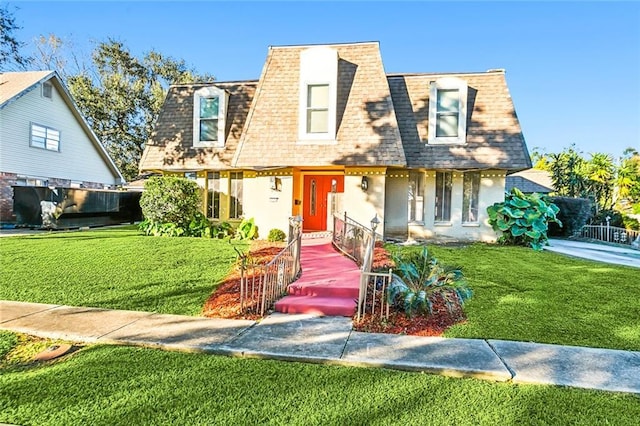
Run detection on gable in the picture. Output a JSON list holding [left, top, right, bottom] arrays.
[[139, 81, 257, 172], [0, 71, 124, 184], [233, 42, 406, 168], [389, 71, 531, 171]]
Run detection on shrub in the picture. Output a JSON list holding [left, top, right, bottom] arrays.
[[139, 176, 201, 231], [213, 221, 234, 239], [386, 246, 472, 317], [267, 228, 287, 242], [487, 188, 561, 251], [548, 197, 591, 237]]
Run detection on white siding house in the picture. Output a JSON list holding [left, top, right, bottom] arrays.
[[0, 71, 124, 224]]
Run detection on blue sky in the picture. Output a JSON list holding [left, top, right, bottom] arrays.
[[9, 1, 640, 160]]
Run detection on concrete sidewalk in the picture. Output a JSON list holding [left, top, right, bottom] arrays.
[[545, 239, 639, 268], [2, 300, 638, 395]]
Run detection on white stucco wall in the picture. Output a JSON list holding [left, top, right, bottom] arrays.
[[243, 175, 293, 238], [384, 174, 409, 239], [342, 174, 386, 234]]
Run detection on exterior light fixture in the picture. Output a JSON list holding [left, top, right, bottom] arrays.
[[361, 176, 369, 191]]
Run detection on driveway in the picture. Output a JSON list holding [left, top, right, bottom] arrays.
[[545, 239, 640, 268]]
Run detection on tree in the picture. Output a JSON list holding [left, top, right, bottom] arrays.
[[0, 4, 32, 70], [65, 39, 213, 180], [548, 144, 587, 198]]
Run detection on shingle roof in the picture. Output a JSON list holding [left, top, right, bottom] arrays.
[[142, 42, 531, 173], [139, 81, 257, 172], [506, 169, 554, 193], [388, 71, 531, 170], [0, 71, 53, 107], [233, 42, 406, 168]]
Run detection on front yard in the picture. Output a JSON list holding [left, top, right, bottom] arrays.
[[1, 227, 638, 351]]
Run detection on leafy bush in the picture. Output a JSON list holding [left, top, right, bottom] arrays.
[[548, 196, 591, 237], [386, 247, 472, 317], [268, 228, 287, 242], [213, 221, 234, 239], [139, 176, 201, 234], [235, 218, 258, 240], [487, 188, 561, 251]]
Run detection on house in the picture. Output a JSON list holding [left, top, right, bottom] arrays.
[[0, 71, 125, 226], [506, 169, 554, 194], [139, 42, 531, 241]]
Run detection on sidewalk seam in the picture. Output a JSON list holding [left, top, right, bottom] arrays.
[[96, 312, 156, 340], [485, 339, 516, 380], [0, 304, 62, 324], [338, 327, 354, 359]]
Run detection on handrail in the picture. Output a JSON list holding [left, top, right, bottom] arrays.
[[580, 225, 640, 250]]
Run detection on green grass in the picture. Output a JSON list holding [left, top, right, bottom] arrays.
[[0, 227, 246, 316], [0, 334, 638, 426], [389, 244, 640, 351]]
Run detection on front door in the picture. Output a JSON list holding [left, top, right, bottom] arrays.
[[303, 175, 344, 231]]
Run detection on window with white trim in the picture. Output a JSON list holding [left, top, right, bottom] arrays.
[[428, 78, 468, 144], [30, 123, 60, 152], [42, 82, 53, 99], [463, 172, 481, 223], [207, 172, 221, 219], [193, 86, 227, 147], [298, 46, 338, 142], [408, 172, 424, 223], [230, 172, 243, 219], [306, 84, 329, 133], [435, 171, 452, 222]]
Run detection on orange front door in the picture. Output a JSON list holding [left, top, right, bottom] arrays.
[[303, 175, 344, 231]]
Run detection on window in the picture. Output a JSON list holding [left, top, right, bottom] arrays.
[[306, 84, 329, 133], [30, 123, 60, 151], [193, 86, 227, 147], [298, 46, 338, 142], [408, 172, 424, 223], [230, 172, 243, 219], [435, 172, 452, 222], [463, 172, 481, 223], [428, 78, 468, 144], [207, 172, 220, 219], [184, 172, 197, 180], [199, 97, 219, 142], [42, 82, 53, 99]]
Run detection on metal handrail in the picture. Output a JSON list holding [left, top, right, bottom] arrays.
[[580, 225, 640, 250]]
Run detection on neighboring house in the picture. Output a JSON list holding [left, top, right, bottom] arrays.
[[506, 169, 554, 194], [0, 71, 124, 225], [139, 42, 531, 241]]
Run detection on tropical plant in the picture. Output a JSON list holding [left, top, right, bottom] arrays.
[[487, 188, 561, 251], [212, 222, 234, 239], [267, 228, 287, 242], [386, 247, 472, 317], [235, 218, 258, 240]]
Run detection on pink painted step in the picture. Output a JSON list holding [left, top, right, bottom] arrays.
[[275, 295, 357, 317], [274, 238, 361, 317]]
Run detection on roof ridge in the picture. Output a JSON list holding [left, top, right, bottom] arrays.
[[269, 41, 379, 49], [387, 70, 506, 78]]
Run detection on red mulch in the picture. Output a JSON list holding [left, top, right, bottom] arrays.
[[202, 240, 467, 336]]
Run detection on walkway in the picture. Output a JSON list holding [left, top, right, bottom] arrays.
[[274, 237, 361, 316], [545, 239, 640, 268], [1, 300, 639, 395]]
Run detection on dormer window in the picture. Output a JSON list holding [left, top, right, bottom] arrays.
[[193, 86, 228, 147], [298, 47, 338, 142], [428, 78, 468, 145]]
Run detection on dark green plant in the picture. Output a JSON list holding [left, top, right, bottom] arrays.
[[212, 221, 234, 239], [188, 212, 213, 238], [235, 218, 258, 240], [267, 228, 287, 242], [548, 196, 591, 237], [487, 188, 561, 251], [386, 247, 472, 317]]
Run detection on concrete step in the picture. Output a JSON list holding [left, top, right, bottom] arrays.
[[274, 295, 357, 317]]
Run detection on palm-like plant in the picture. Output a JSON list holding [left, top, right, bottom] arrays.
[[386, 247, 472, 317]]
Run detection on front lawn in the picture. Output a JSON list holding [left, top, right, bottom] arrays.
[[0, 333, 638, 425], [394, 244, 640, 351], [0, 227, 246, 316]]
